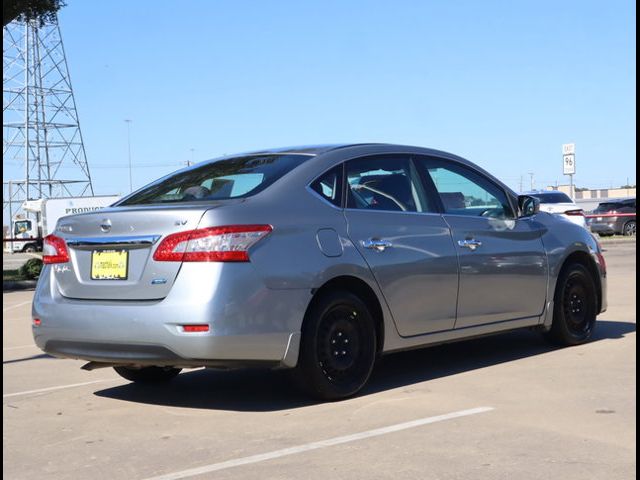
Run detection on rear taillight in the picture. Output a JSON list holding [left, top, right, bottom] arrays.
[[182, 325, 209, 333], [565, 209, 585, 216], [43, 234, 70, 264], [153, 225, 272, 262]]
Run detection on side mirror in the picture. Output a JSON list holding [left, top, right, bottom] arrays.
[[518, 195, 540, 218]]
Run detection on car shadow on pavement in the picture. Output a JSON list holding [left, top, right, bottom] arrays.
[[94, 319, 635, 412], [3, 353, 55, 365]]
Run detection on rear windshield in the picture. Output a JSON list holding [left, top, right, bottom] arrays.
[[119, 154, 311, 205], [531, 192, 572, 204], [594, 203, 623, 212]]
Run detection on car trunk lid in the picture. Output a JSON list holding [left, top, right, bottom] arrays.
[[53, 204, 221, 300], [539, 202, 579, 215]]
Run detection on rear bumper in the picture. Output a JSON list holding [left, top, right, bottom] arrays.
[[589, 222, 618, 235], [32, 263, 309, 368]]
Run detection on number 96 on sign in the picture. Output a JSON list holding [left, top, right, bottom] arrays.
[[563, 154, 576, 175]]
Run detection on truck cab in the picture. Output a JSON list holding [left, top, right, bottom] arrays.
[[10, 217, 40, 253]]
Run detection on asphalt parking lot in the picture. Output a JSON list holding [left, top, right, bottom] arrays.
[[3, 243, 636, 480]]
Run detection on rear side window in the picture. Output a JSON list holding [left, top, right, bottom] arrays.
[[622, 199, 636, 210], [595, 203, 623, 212], [532, 192, 573, 204], [345, 156, 434, 213], [119, 154, 311, 205], [310, 166, 343, 207]]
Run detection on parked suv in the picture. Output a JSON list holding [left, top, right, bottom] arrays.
[[588, 198, 636, 236]]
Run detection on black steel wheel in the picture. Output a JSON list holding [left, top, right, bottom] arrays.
[[293, 290, 376, 400], [544, 263, 597, 346], [113, 366, 182, 383]]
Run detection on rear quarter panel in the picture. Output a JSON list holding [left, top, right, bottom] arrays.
[[194, 169, 402, 341]]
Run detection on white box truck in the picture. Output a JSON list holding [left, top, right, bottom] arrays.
[[6, 195, 121, 253]]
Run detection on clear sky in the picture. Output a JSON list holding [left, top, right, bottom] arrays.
[[21, 0, 640, 195]]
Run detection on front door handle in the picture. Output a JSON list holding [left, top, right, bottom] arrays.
[[458, 239, 483, 251], [362, 238, 393, 252]]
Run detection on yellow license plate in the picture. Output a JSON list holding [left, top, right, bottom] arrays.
[[91, 249, 128, 280]]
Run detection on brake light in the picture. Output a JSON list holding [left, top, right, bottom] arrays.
[[43, 234, 70, 264], [565, 209, 585, 216], [153, 225, 272, 262], [182, 325, 209, 333]]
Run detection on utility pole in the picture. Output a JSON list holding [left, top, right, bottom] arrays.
[[125, 119, 133, 192], [528, 172, 535, 191], [519, 175, 523, 193], [3, 15, 94, 223]]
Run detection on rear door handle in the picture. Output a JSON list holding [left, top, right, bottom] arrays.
[[362, 238, 393, 252], [458, 239, 482, 251]]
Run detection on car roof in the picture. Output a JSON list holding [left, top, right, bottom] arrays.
[[197, 143, 519, 198], [239, 143, 387, 156], [523, 191, 570, 196]]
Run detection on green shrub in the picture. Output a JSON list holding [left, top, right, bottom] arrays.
[[18, 258, 43, 279]]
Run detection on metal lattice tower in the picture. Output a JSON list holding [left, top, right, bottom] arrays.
[[3, 14, 94, 224]]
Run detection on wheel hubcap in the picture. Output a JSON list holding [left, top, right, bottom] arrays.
[[563, 279, 590, 334], [317, 307, 362, 382]]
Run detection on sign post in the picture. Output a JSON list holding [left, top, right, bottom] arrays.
[[562, 143, 576, 199]]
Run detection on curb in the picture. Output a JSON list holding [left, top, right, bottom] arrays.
[[3, 279, 38, 291], [597, 237, 636, 246]]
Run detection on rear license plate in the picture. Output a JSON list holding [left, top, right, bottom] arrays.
[[91, 249, 128, 280], [596, 217, 603, 221]]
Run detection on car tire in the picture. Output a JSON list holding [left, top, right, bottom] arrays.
[[544, 263, 597, 346], [23, 244, 37, 253], [113, 366, 182, 383], [623, 220, 636, 236], [293, 290, 377, 400]]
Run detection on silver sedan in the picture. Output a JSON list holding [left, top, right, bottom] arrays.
[[32, 144, 607, 399]]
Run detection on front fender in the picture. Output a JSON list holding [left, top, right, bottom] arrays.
[[536, 214, 606, 328]]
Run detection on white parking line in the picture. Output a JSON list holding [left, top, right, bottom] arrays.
[[142, 406, 495, 480], [3, 379, 119, 398], [2, 300, 32, 312]]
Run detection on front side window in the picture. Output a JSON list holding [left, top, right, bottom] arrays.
[[346, 156, 433, 213], [119, 154, 311, 205], [417, 159, 514, 219], [14, 220, 32, 235]]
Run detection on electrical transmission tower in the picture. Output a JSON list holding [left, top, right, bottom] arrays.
[[3, 14, 94, 224]]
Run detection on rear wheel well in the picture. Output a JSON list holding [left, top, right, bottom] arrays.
[[308, 276, 385, 354], [21, 243, 38, 252], [558, 251, 602, 312]]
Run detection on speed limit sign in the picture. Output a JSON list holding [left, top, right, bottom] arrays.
[[563, 154, 576, 174]]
